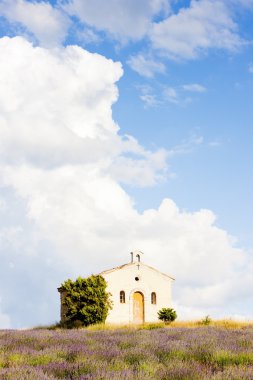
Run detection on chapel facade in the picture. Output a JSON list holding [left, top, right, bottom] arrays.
[[101, 251, 174, 324]]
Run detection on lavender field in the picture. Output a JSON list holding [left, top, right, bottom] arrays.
[[0, 326, 253, 379]]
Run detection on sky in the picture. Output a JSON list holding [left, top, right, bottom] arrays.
[[0, 0, 252, 328]]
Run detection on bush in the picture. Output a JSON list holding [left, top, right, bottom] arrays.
[[198, 315, 212, 326], [157, 308, 177, 324], [60, 275, 112, 328]]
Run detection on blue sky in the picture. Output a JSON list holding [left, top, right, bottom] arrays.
[[0, 0, 253, 328]]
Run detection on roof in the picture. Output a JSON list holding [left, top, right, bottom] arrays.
[[99, 262, 175, 281]]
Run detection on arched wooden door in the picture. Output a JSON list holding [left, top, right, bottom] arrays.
[[133, 292, 144, 324]]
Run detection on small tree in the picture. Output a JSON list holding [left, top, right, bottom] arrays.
[[158, 308, 177, 324], [60, 275, 112, 328]]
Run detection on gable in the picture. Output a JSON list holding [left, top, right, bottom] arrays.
[[100, 262, 174, 281], [99, 262, 174, 298]]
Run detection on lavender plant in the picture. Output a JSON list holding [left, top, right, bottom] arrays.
[[0, 326, 252, 379]]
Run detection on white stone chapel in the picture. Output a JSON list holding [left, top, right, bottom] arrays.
[[100, 251, 174, 324], [59, 251, 174, 324]]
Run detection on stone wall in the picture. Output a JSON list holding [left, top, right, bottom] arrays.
[[58, 288, 68, 323]]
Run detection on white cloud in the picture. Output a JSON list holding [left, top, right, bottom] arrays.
[[169, 135, 204, 156], [0, 36, 121, 165], [139, 83, 206, 108], [140, 94, 160, 108], [150, 0, 245, 60], [163, 86, 179, 104], [127, 54, 166, 77], [64, 0, 169, 41], [110, 147, 168, 187], [0, 36, 252, 327], [75, 27, 101, 45], [182, 83, 207, 93], [0, 37, 167, 183], [0, 0, 70, 47], [138, 85, 161, 108]]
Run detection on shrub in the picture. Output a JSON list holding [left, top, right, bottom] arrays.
[[157, 308, 177, 324], [60, 275, 112, 328], [198, 315, 212, 326]]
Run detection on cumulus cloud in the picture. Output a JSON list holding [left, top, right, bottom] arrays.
[[0, 0, 248, 65], [0, 0, 248, 79], [0, 36, 252, 327], [0, 0, 70, 46], [110, 148, 168, 187], [0, 36, 121, 163], [64, 0, 169, 41], [150, 0, 245, 60], [0, 36, 167, 183]]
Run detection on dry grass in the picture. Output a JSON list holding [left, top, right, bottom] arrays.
[[86, 322, 165, 331], [170, 319, 253, 329], [85, 319, 253, 331]]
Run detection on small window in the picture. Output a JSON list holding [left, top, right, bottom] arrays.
[[151, 292, 156, 305], [120, 290, 125, 303], [135, 276, 140, 281]]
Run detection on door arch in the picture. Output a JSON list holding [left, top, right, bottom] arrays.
[[133, 291, 144, 324]]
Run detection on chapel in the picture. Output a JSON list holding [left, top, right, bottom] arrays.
[[59, 251, 174, 324]]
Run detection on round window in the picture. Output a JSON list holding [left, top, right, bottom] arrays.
[[135, 276, 140, 281]]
